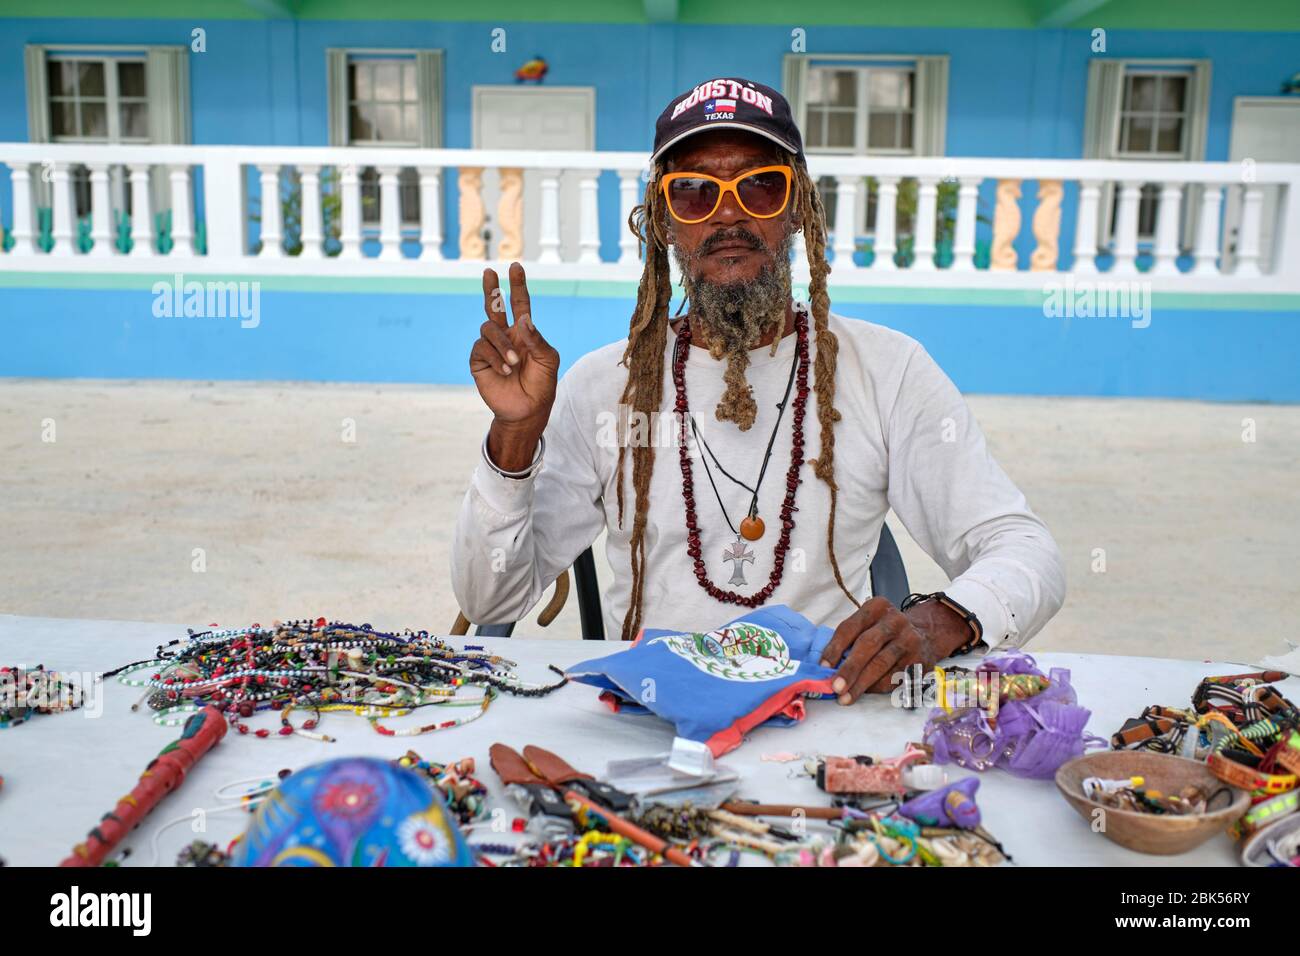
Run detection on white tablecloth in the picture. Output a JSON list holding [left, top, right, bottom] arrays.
[[2, 614, 1291, 867]]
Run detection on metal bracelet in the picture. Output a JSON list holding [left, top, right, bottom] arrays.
[[481, 433, 545, 479]]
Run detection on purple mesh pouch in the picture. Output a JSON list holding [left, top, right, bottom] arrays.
[[923, 651, 1103, 779]]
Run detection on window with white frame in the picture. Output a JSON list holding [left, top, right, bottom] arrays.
[[804, 65, 916, 155], [47, 56, 150, 143], [1116, 71, 1189, 158], [785, 54, 948, 244], [1084, 59, 1210, 248], [327, 49, 444, 230], [1117, 68, 1192, 237], [347, 58, 420, 146], [26, 46, 188, 229], [45, 55, 150, 220], [349, 57, 419, 225]]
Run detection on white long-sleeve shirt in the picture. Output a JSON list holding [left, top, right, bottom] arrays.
[[452, 303, 1065, 648]]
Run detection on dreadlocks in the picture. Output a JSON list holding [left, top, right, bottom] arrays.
[[614, 154, 860, 641]]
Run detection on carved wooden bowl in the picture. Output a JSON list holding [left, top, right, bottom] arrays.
[[1055, 751, 1251, 855]]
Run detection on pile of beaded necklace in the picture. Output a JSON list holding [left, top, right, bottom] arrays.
[[109, 618, 566, 740], [673, 305, 810, 607]]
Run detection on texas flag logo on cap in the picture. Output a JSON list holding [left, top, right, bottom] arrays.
[[703, 97, 737, 119]]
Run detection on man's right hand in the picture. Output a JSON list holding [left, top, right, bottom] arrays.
[[471, 262, 560, 472]]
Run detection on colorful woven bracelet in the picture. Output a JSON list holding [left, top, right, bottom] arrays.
[[1230, 788, 1300, 840], [1208, 752, 1298, 796]]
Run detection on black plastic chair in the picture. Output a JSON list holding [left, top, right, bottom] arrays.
[[467, 523, 908, 640]]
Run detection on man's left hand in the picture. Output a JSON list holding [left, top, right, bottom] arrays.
[[819, 596, 976, 703]]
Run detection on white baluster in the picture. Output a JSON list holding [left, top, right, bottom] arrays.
[[298, 164, 323, 259], [1234, 184, 1264, 278], [49, 162, 76, 257], [128, 164, 154, 258], [168, 165, 194, 257], [873, 176, 898, 271], [87, 163, 114, 257], [1191, 184, 1223, 276], [257, 164, 283, 258], [201, 155, 243, 259], [831, 175, 861, 270], [338, 163, 361, 259], [913, 176, 939, 272], [950, 176, 980, 272], [1150, 182, 1184, 276], [9, 164, 36, 256], [418, 166, 443, 261], [577, 170, 601, 265], [617, 168, 641, 267], [1111, 180, 1141, 275], [377, 165, 402, 260], [1071, 179, 1101, 274], [537, 168, 562, 264]]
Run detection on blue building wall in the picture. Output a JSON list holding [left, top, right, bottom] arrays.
[[1, 18, 1298, 398], [5, 20, 1296, 153], [2, 278, 1297, 401]]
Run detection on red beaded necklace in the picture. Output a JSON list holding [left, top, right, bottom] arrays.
[[672, 306, 810, 607]]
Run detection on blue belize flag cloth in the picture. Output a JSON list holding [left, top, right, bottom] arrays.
[[565, 605, 838, 757]]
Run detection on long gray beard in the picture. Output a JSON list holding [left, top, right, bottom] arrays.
[[675, 233, 794, 431]]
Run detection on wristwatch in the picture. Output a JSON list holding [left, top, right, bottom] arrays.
[[900, 591, 984, 657]]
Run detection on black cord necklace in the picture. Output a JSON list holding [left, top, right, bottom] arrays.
[[684, 309, 803, 543]]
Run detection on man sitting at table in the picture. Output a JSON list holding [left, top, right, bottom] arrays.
[[451, 77, 1065, 702]]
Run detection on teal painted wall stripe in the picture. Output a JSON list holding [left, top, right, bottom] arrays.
[[1, 271, 1297, 312]]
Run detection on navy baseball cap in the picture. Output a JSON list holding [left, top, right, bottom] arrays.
[[651, 77, 804, 165]]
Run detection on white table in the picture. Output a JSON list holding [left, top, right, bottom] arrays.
[[2, 614, 1292, 867]]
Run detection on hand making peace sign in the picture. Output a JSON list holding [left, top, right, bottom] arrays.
[[471, 263, 561, 472]]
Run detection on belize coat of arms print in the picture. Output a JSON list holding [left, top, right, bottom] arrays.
[[647, 622, 797, 682]]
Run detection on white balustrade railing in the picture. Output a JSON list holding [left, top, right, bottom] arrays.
[[0, 143, 1297, 291]]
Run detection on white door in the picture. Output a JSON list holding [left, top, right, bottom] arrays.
[[472, 86, 595, 260], [1224, 97, 1300, 273]]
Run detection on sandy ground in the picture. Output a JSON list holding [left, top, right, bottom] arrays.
[[1, 378, 1296, 663]]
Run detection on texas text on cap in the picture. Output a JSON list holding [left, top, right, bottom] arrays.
[[651, 77, 805, 164]]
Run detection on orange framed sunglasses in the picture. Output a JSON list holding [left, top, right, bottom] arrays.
[[660, 164, 793, 224]]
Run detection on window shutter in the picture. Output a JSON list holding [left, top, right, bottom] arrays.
[[23, 45, 51, 207], [1183, 61, 1212, 161], [782, 54, 808, 133], [145, 47, 191, 144], [416, 50, 444, 148], [326, 49, 349, 146], [24, 45, 50, 143], [1083, 60, 1125, 160], [1084, 59, 1125, 249], [914, 55, 949, 156], [1181, 60, 1212, 249], [143, 47, 191, 229]]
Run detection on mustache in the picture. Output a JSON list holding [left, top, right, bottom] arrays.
[[697, 227, 766, 257]]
